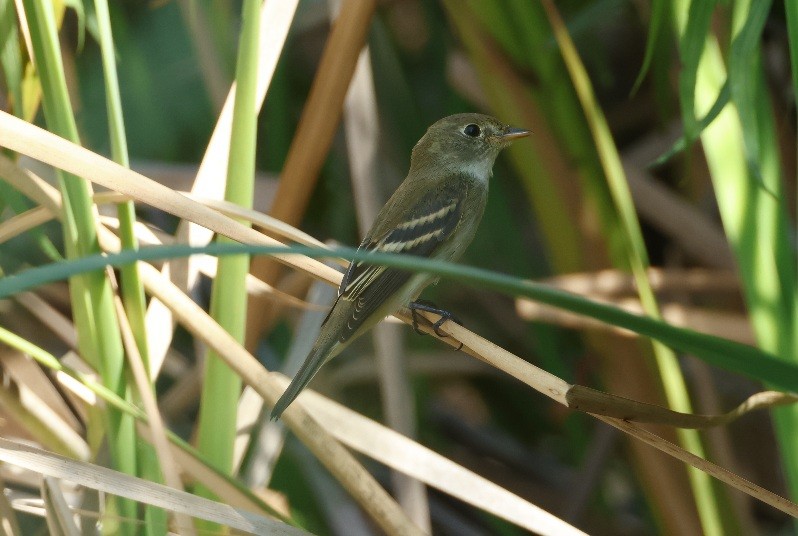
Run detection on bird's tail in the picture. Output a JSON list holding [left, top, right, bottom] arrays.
[[270, 339, 337, 420]]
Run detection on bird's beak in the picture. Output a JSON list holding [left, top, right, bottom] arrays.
[[499, 127, 531, 141]]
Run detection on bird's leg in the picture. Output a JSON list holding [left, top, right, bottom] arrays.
[[408, 300, 464, 351]]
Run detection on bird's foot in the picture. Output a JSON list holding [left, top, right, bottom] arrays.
[[408, 300, 464, 351]]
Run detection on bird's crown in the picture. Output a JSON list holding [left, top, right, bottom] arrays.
[[410, 113, 529, 178]]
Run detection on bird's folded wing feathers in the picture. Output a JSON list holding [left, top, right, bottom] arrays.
[[333, 183, 467, 342]]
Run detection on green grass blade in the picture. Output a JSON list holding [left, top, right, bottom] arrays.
[[631, 0, 668, 94], [194, 0, 261, 515], [652, 79, 729, 167], [17, 1, 136, 532], [0, 0, 23, 117], [542, 2, 725, 531], [673, 0, 798, 517], [727, 0, 798, 509], [3, 243, 798, 392], [93, 1, 165, 532], [728, 0, 771, 178], [678, 0, 717, 146]]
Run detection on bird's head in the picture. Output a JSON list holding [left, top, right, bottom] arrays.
[[409, 113, 530, 180]]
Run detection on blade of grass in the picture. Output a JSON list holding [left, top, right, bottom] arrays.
[[651, 80, 730, 166], [540, 2, 725, 532], [16, 1, 136, 532], [674, 0, 798, 510], [91, 2, 167, 532], [678, 0, 717, 149], [0, 438, 309, 535], [194, 0, 260, 514], [727, 0, 798, 508], [93, 0, 146, 356], [631, 0, 668, 94], [111, 284, 196, 535], [146, 0, 298, 378], [0, 0, 23, 117], [4, 242, 798, 391]]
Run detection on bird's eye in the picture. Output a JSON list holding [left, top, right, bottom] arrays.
[[463, 124, 481, 137]]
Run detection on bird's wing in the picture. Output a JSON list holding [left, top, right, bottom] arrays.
[[333, 181, 467, 343]]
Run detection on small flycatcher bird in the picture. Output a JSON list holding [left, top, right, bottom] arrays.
[[270, 113, 529, 419]]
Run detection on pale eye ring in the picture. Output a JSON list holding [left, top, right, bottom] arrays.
[[463, 124, 481, 137]]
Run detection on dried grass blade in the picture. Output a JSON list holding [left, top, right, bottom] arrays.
[[41, 477, 79, 536], [0, 439, 309, 535], [0, 111, 342, 286], [294, 384, 587, 536]]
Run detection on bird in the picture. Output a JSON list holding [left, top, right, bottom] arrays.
[[270, 113, 530, 419]]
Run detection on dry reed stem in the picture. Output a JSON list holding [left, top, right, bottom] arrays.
[[413, 314, 797, 429], [0, 207, 52, 243], [411, 312, 798, 517], [0, 114, 341, 285]]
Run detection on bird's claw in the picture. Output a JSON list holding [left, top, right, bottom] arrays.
[[409, 300, 464, 351]]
